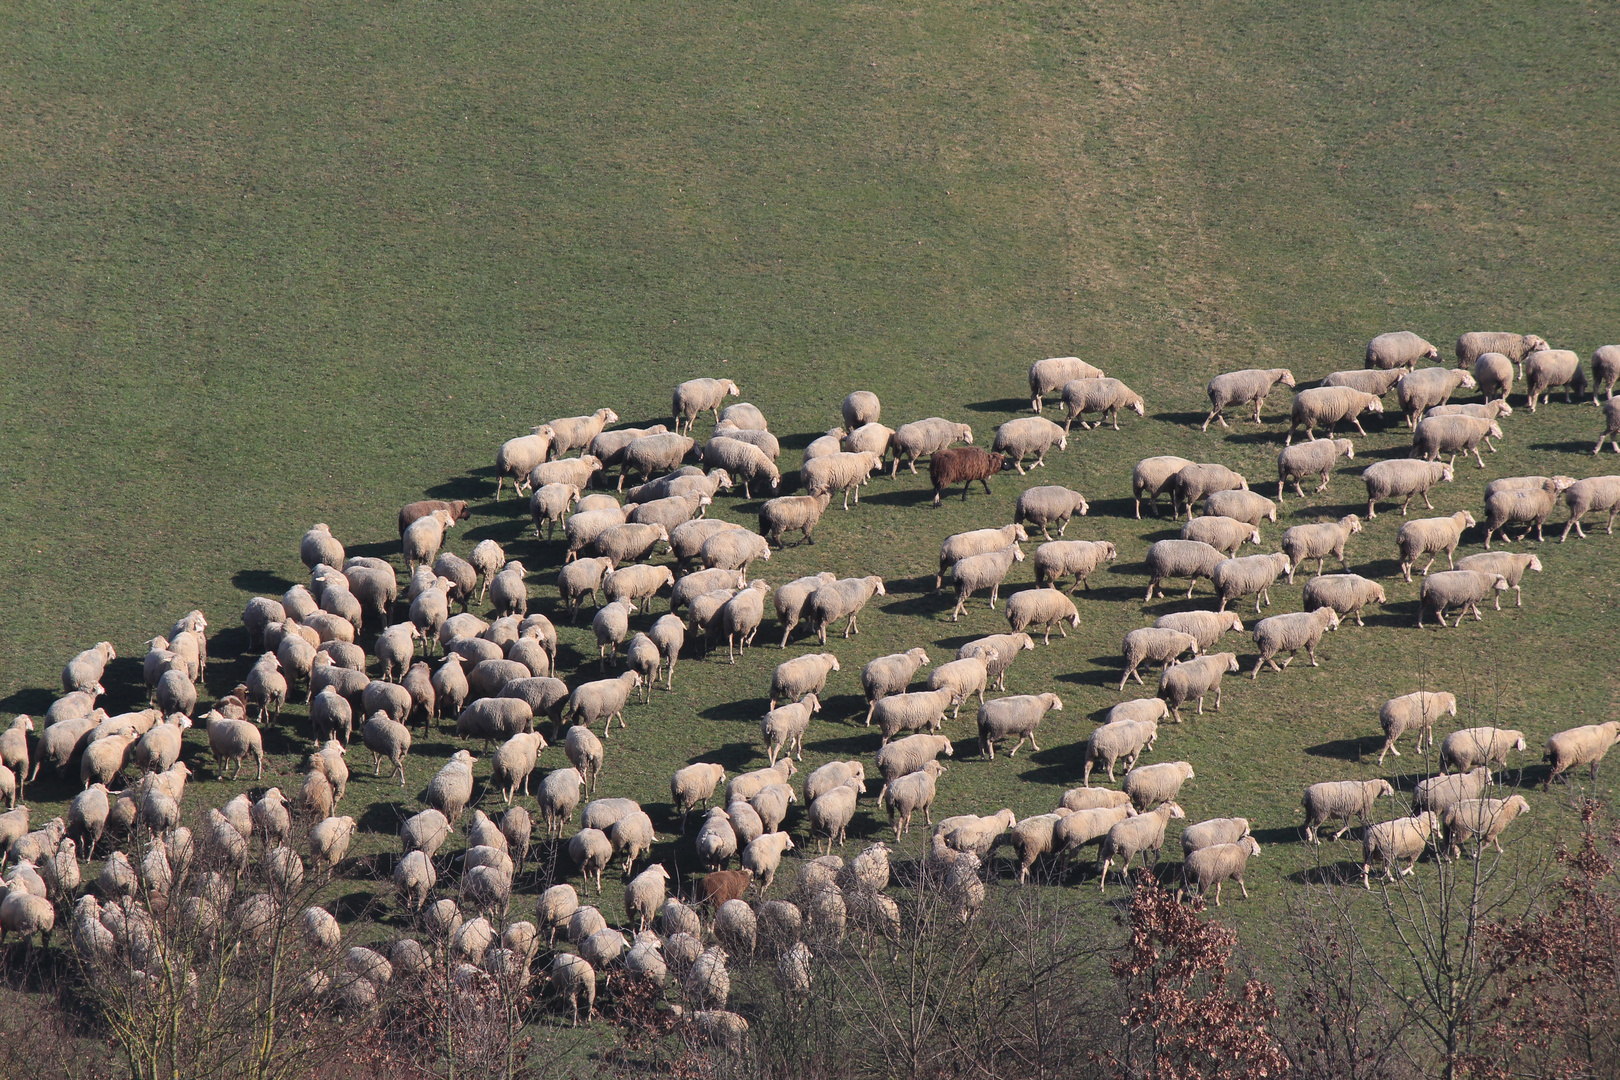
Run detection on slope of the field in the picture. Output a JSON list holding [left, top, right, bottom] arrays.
[[2, 0, 1618, 957]]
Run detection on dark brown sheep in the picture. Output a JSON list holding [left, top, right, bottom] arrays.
[[399, 500, 471, 537], [929, 448, 1007, 507], [697, 869, 754, 907]]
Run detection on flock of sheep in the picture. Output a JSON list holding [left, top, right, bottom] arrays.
[[2, 332, 1619, 1036]]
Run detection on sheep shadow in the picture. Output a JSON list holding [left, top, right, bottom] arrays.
[[861, 486, 943, 510], [1084, 583, 1151, 606], [964, 398, 1028, 414], [698, 698, 767, 723], [1250, 826, 1302, 846], [1287, 860, 1364, 886], [345, 539, 403, 562], [425, 473, 493, 500], [803, 731, 878, 757], [0, 685, 54, 717], [1304, 735, 1383, 762], [1150, 410, 1205, 428], [357, 799, 411, 836], [1017, 743, 1087, 785], [1531, 439, 1596, 453], [1361, 443, 1420, 462], [232, 568, 297, 595], [879, 574, 941, 599], [1220, 429, 1285, 446], [878, 594, 948, 622]]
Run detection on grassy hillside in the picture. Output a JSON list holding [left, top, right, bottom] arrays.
[[2, 0, 1618, 969]]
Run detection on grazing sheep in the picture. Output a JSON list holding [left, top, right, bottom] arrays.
[[1523, 349, 1588, 411], [1212, 552, 1292, 614], [1322, 367, 1408, 399], [1060, 377, 1145, 432], [1282, 516, 1362, 580], [1054, 804, 1137, 871], [1440, 727, 1527, 774], [1169, 463, 1249, 519], [804, 576, 885, 643], [805, 784, 859, 853], [1098, 802, 1185, 890], [1250, 608, 1339, 677], [976, 692, 1062, 758], [697, 437, 779, 499], [1132, 455, 1195, 519], [1544, 721, 1620, 787], [881, 761, 948, 839], [694, 808, 738, 870], [1444, 795, 1530, 857], [1119, 628, 1200, 690], [1455, 551, 1542, 607], [1143, 539, 1227, 600], [1366, 331, 1440, 371], [1419, 570, 1509, 628], [761, 695, 820, 765], [1084, 720, 1158, 786], [1277, 438, 1356, 499], [591, 425, 670, 480], [699, 530, 772, 579], [726, 762, 798, 808], [993, 416, 1068, 474], [1398, 511, 1476, 581], [673, 378, 741, 435], [740, 832, 796, 891], [400, 810, 450, 861], [402, 509, 458, 576], [1397, 367, 1478, 428], [622, 865, 670, 933], [1152, 614, 1241, 657], [715, 422, 780, 462], [1426, 401, 1514, 428], [619, 434, 699, 490], [1032, 540, 1116, 595], [1414, 767, 1492, 815], [424, 750, 476, 824], [594, 523, 671, 568], [1203, 368, 1297, 430], [1584, 344, 1620, 402], [1181, 516, 1261, 558], [589, 598, 636, 672], [1301, 778, 1394, 843], [841, 390, 881, 428], [492, 732, 544, 805], [947, 544, 1024, 619], [1559, 475, 1620, 539], [399, 500, 470, 539], [1014, 486, 1090, 540], [1287, 386, 1386, 444], [1006, 812, 1073, 884], [1179, 837, 1262, 906], [928, 446, 1006, 506], [758, 493, 833, 548], [671, 522, 743, 573], [873, 688, 959, 744], [669, 763, 727, 833], [1029, 356, 1104, 412], [1361, 812, 1442, 887], [545, 409, 619, 459], [528, 455, 605, 494], [623, 633, 660, 702], [718, 402, 767, 431], [627, 491, 709, 537], [1483, 478, 1568, 547], [301, 523, 346, 573], [1599, 400, 1620, 454], [1375, 691, 1456, 763], [1157, 652, 1242, 724], [802, 451, 882, 510], [887, 418, 973, 476], [1412, 415, 1502, 469]]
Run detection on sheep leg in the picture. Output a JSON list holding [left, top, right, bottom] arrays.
[[1352, 418, 1369, 437], [1306, 643, 1319, 666], [1196, 694, 1205, 716]]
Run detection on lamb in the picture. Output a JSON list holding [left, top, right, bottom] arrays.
[[758, 493, 833, 548], [1439, 728, 1527, 773], [976, 692, 1062, 758], [1060, 377, 1145, 432], [1180, 516, 1261, 558], [1143, 539, 1227, 600], [1250, 608, 1339, 677], [558, 557, 617, 621], [1411, 415, 1502, 469], [495, 427, 556, 501], [1170, 463, 1249, 519], [875, 735, 954, 800], [1007, 489, 1090, 547], [698, 437, 780, 498], [1559, 475, 1620, 539], [540, 767, 586, 836], [1397, 367, 1478, 428], [528, 455, 605, 493], [206, 711, 265, 780], [1178, 836, 1262, 906], [873, 688, 959, 743], [1032, 540, 1115, 595], [1119, 628, 1200, 690], [566, 672, 642, 736], [804, 576, 885, 643], [1413, 767, 1493, 815], [1366, 331, 1441, 370], [1419, 570, 1509, 628], [1029, 356, 1104, 412], [993, 416, 1068, 474], [1523, 349, 1589, 410], [761, 695, 820, 764], [1359, 463, 1451, 525], [841, 390, 882, 428], [1361, 812, 1442, 887], [402, 509, 458, 575], [1286, 387, 1385, 444], [1543, 721, 1620, 787], [1276, 439, 1356, 499], [1302, 574, 1387, 627], [775, 573, 838, 649], [802, 451, 881, 510], [1444, 795, 1531, 857], [698, 530, 772, 579], [1211, 551, 1292, 613], [362, 713, 412, 786], [929, 447, 1006, 506], [947, 544, 1025, 619], [740, 832, 796, 891], [1322, 367, 1408, 398], [1375, 691, 1456, 763], [887, 418, 973, 476], [1097, 802, 1185, 890], [1132, 455, 1195, 518], [1301, 779, 1394, 843], [768, 653, 841, 711], [1084, 720, 1158, 786], [1455, 551, 1542, 607], [63, 643, 116, 695], [880, 761, 948, 838], [648, 615, 686, 691], [1482, 479, 1567, 546], [1282, 516, 1362, 580], [926, 653, 994, 718], [1203, 368, 1297, 430], [673, 378, 741, 435], [1600, 399, 1620, 454], [1397, 511, 1476, 580], [1146, 652, 1234, 720]]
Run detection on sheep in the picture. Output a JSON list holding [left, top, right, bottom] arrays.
[[1250, 608, 1339, 677], [670, 567, 745, 617], [1169, 463, 1249, 519], [422, 750, 477, 824], [773, 573, 838, 650], [361, 713, 412, 787], [927, 446, 1006, 506], [1212, 551, 1292, 613], [840, 390, 882, 429], [544, 408, 619, 459], [1060, 377, 1145, 432], [1559, 475, 1620, 539], [1132, 455, 1195, 519], [749, 784, 796, 836], [726, 761, 799, 806], [1374, 691, 1457, 764], [430, 654, 470, 725], [566, 672, 642, 737], [1276, 438, 1356, 500], [539, 766, 587, 837], [875, 735, 954, 799], [63, 642, 117, 695], [1029, 356, 1104, 411], [1014, 486, 1089, 541], [1, 716, 34, 783], [1523, 349, 1589, 411], [1367, 331, 1440, 370], [1444, 795, 1531, 857], [1439, 727, 1527, 774], [618, 863, 670, 932], [1418, 570, 1509, 628], [696, 808, 738, 870], [592, 425, 671, 480], [1152, 613, 1241, 655], [0, 767, 13, 812], [242, 599, 288, 653], [1032, 540, 1116, 595], [1282, 516, 1362, 580], [623, 633, 661, 702], [1323, 367, 1408, 398], [593, 523, 670, 569], [1180, 516, 1261, 558], [617, 433, 699, 490], [1097, 802, 1185, 890], [1084, 720, 1158, 786], [699, 530, 772, 579], [940, 808, 1018, 861], [803, 428, 846, 470], [804, 576, 885, 643], [1414, 767, 1492, 814], [1454, 552, 1542, 607], [976, 692, 1062, 759], [492, 732, 545, 805], [673, 378, 741, 435], [841, 422, 895, 465], [715, 422, 780, 461], [758, 493, 833, 549], [401, 509, 458, 576], [1543, 721, 1620, 787], [740, 832, 795, 891], [0, 883, 55, 945], [1397, 367, 1477, 428], [1054, 804, 1137, 872], [1154, 652, 1237, 721], [1178, 836, 1262, 906], [558, 557, 617, 621], [669, 763, 727, 833], [769, 653, 841, 710], [1143, 539, 1227, 600], [563, 508, 629, 563], [629, 467, 733, 506], [698, 437, 780, 498], [1120, 760, 1194, 810], [671, 522, 743, 573], [720, 580, 771, 663], [993, 416, 1068, 474], [1297, 574, 1384, 629], [494, 427, 556, 501], [1411, 415, 1502, 469], [1286, 388, 1384, 444], [887, 418, 973, 476], [947, 544, 1025, 619], [716, 402, 766, 431], [588, 597, 636, 672], [1301, 778, 1394, 843], [880, 761, 948, 838], [455, 696, 532, 747], [1426, 400, 1515, 426], [1119, 628, 1200, 690], [1584, 344, 1620, 402], [958, 633, 1032, 692], [1178, 817, 1251, 858], [528, 455, 605, 494], [802, 450, 881, 510], [804, 761, 866, 803], [1360, 812, 1442, 887], [566, 829, 613, 895], [1483, 478, 1567, 546], [648, 615, 685, 691], [873, 688, 959, 744], [627, 491, 709, 538], [408, 584, 452, 646], [926, 653, 993, 718], [936, 524, 1028, 589], [205, 711, 265, 780], [1203, 368, 1297, 430], [761, 695, 819, 765], [1006, 812, 1074, 884], [1599, 399, 1620, 454], [1457, 331, 1550, 374], [1397, 511, 1476, 580]]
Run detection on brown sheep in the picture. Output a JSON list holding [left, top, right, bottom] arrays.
[[929, 448, 1006, 507]]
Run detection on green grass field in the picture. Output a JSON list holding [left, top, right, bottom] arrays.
[[3, 0, 1619, 977]]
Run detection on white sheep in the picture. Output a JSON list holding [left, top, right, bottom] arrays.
[[761, 694, 820, 764], [1366, 331, 1440, 370], [880, 761, 947, 838], [699, 530, 772, 579], [1119, 628, 1201, 690], [1029, 356, 1104, 411], [1169, 463, 1249, 519], [1152, 610, 1243, 651], [758, 493, 833, 548], [1132, 455, 1194, 518], [841, 390, 882, 428], [1426, 400, 1513, 426], [804, 576, 885, 643], [769, 652, 840, 710], [1362, 458, 1454, 518], [1143, 539, 1227, 600], [594, 522, 671, 567], [1060, 377, 1144, 432], [1599, 399, 1620, 454], [619, 435, 700, 491], [1203, 368, 1296, 430], [873, 688, 959, 743], [947, 544, 1025, 619], [1397, 367, 1477, 427], [1276, 438, 1355, 499], [1361, 812, 1442, 887], [696, 808, 737, 869], [1054, 804, 1136, 870], [1097, 802, 1185, 890], [1250, 608, 1339, 677], [1456, 332, 1550, 375], [1454, 551, 1542, 607], [861, 647, 930, 724], [1014, 485, 1090, 540], [991, 416, 1068, 474], [1084, 719, 1158, 785], [546, 408, 619, 458], [566, 671, 642, 736], [1375, 691, 1456, 763], [976, 692, 1062, 758], [1439, 727, 1527, 773], [1397, 510, 1475, 580], [1558, 475, 1620, 539], [1301, 779, 1394, 843], [1524, 349, 1588, 410], [1591, 344, 1620, 402], [803, 427, 846, 468], [1286, 387, 1384, 444], [936, 523, 1028, 589], [1418, 570, 1509, 628], [1032, 540, 1116, 594], [1322, 367, 1407, 398], [807, 784, 861, 853], [887, 418, 973, 476], [925, 653, 994, 719], [698, 437, 780, 498], [740, 832, 795, 891], [1281, 515, 1361, 580], [1482, 478, 1569, 547], [804, 761, 867, 804], [1302, 573, 1386, 627], [1544, 721, 1620, 787], [1180, 817, 1251, 856], [1007, 812, 1074, 884], [801, 450, 882, 509], [875, 734, 953, 800], [1212, 551, 1292, 613], [1443, 795, 1530, 858], [1414, 767, 1492, 815], [841, 422, 895, 465], [1411, 415, 1501, 469], [1178, 837, 1262, 906], [673, 378, 741, 435]]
